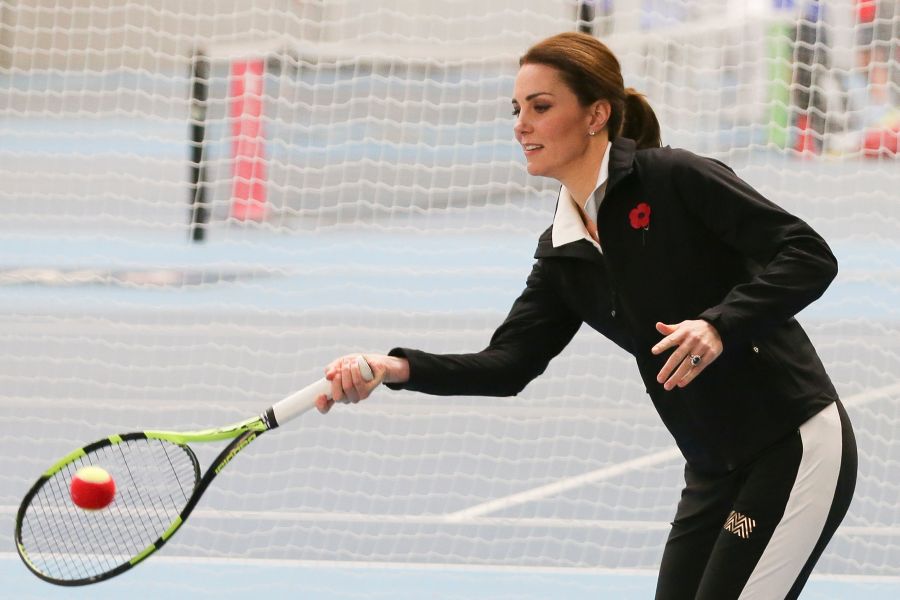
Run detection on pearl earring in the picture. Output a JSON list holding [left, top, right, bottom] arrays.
[[588, 130, 596, 136]]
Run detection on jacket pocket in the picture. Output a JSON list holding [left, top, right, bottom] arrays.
[[749, 337, 805, 399]]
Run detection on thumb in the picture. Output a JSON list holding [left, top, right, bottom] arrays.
[[656, 322, 678, 335]]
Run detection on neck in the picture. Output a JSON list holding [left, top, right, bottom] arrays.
[[559, 133, 609, 208]]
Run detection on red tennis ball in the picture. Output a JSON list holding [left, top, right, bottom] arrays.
[[70, 466, 116, 510]]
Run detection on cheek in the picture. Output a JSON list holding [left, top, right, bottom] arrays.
[[547, 128, 588, 167], [543, 116, 585, 149], [525, 114, 588, 174]]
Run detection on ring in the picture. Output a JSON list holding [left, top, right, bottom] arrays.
[[689, 354, 702, 367]]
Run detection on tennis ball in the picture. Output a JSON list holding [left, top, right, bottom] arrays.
[[70, 466, 116, 510]]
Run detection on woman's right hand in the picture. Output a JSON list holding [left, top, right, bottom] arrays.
[[315, 353, 410, 414]]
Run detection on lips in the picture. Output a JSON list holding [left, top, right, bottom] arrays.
[[522, 143, 544, 154]]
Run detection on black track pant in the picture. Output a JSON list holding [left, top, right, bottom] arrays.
[[655, 400, 857, 600]]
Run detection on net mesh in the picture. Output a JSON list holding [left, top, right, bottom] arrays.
[[1, 0, 899, 581]]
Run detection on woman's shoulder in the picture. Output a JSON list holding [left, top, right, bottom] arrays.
[[633, 144, 733, 176], [634, 144, 700, 164]]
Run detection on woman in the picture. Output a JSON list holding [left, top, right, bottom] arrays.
[[316, 32, 857, 600]]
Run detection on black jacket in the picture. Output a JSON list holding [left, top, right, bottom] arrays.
[[389, 138, 839, 474]]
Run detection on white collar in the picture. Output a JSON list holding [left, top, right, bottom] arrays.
[[551, 141, 611, 249]]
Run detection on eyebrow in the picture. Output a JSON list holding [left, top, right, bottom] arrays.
[[511, 92, 554, 104]]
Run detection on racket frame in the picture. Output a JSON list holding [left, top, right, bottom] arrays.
[[15, 420, 264, 586]]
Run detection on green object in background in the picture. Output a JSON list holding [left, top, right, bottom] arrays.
[[767, 20, 793, 148]]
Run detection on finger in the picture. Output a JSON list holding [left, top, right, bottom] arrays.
[[677, 349, 721, 388], [657, 347, 692, 385], [665, 345, 714, 387], [315, 394, 334, 414], [677, 363, 703, 388], [348, 356, 364, 403], [330, 366, 345, 404], [655, 321, 677, 335], [339, 359, 356, 403], [657, 348, 684, 384], [651, 322, 681, 355], [325, 360, 340, 379], [663, 356, 695, 391]]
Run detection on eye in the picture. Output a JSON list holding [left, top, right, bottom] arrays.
[[534, 104, 550, 113], [511, 106, 520, 117]]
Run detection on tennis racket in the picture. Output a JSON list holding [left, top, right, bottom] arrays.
[[15, 355, 373, 586]]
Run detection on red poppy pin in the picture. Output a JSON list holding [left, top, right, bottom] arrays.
[[629, 202, 651, 230], [629, 202, 651, 245]]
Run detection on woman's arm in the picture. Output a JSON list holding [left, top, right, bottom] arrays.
[[318, 258, 582, 411], [671, 150, 838, 348], [388, 258, 582, 397]]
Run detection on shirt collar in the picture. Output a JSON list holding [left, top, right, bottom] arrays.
[[551, 141, 611, 249]]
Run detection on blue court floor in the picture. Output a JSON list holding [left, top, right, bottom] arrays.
[[4, 555, 900, 600]]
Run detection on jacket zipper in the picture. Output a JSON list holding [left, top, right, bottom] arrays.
[[596, 201, 618, 320], [595, 157, 632, 321], [597, 244, 618, 319]]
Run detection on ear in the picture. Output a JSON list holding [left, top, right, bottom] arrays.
[[588, 100, 611, 134]]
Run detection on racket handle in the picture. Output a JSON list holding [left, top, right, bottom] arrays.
[[266, 355, 374, 428]]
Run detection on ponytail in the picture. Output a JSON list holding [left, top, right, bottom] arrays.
[[622, 88, 661, 150]]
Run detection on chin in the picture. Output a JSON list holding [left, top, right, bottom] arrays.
[[526, 161, 547, 177]]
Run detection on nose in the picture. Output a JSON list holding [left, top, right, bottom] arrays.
[[514, 113, 530, 138]]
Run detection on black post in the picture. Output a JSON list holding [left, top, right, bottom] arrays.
[[188, 50, 210, 242], [577, 1, 596, 35]]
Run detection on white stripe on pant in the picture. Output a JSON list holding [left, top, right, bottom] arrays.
[[738, 402, 843, 599]]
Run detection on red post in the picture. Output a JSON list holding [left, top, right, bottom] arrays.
[[229, 58, 267, 222]]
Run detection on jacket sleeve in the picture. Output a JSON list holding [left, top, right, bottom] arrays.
[[385, 259, 582, 397], [671, 150, 838, 347]]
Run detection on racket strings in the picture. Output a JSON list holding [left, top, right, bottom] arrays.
[[18, 438, 199, 583]]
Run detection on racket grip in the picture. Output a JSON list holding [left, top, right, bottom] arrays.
[[267, 356, 374, 428]]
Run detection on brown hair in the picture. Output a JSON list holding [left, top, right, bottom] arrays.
[[519, 32, 661, 150]]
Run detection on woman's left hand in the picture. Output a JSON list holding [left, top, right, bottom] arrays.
[[651, 320, 723, 391]]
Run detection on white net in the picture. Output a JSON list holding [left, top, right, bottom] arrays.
[[2, 0, 899, 586]]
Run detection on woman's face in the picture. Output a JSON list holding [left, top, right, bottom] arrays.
[[512, 63, 595, 181]]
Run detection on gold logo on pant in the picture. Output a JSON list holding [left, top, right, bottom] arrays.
[[724, 510, 756, 539]]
